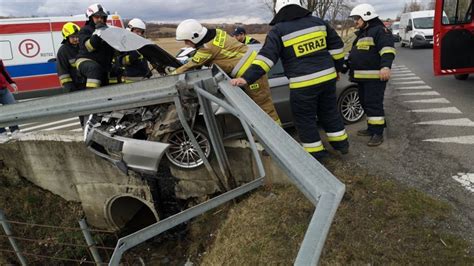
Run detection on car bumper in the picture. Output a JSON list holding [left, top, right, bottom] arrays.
[[413, 35, 433, 46], [85, 128, 170, 174]]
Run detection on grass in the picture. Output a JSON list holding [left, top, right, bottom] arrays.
[[195, 160, 473, 265]]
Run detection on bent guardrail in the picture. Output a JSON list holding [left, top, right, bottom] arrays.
[[0, 66, 345, 265]]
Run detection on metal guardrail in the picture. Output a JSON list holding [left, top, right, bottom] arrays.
[[0, 66, 345, 265]]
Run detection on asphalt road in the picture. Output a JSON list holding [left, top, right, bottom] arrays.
[[342, 43, 473, 245]]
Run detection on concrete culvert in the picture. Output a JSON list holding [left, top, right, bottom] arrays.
[[107, 195, 159, 233]]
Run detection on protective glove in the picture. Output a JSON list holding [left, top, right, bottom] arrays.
[[10, 83, 18, 94]]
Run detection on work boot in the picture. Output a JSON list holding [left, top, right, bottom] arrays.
[[336, 146, 349, 155], [357, 129, 372, 136], [367, 134, 384, 146], [310, 150, 329, 164]]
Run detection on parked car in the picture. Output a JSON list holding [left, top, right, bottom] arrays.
[[85, 31, 364, 171], [390, 21, 401, 42]]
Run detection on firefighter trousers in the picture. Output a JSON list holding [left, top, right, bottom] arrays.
[[290, 81, 349, 155], [77, 60, 107, 89], [357, 80, 386, 135], [244, 75, 280, 124]]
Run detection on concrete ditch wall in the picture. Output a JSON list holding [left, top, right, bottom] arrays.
[[0, 132, 291, 230]]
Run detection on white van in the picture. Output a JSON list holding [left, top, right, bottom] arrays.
[[399, 10, 436, 48], [0, 14, 123, 98]]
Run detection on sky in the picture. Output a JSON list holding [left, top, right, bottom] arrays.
[[0, 0, 433, 24]]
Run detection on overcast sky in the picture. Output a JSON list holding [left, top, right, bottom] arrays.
[[0, 0, 432, 23]]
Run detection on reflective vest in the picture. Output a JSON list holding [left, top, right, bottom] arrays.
[[242, 14, 345, 89], [348, 21, 396, 81]]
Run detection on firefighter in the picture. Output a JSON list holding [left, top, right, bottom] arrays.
[[231, 26, 260, 45], [348, 4, 396, 146], [231, 0, 349, 160], [56, 22, 84, 92], [119, 18, 151, 83], [76, 3, 116, 89], [173, 19, 280, 124]]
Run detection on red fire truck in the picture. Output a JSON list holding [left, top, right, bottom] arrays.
[[433, 0, 473, 80]]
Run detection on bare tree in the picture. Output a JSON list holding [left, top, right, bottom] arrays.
[[402, 0, 424, 13], [426, 1, 436, 10]]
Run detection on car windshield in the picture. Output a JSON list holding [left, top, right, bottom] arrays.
[[413, 17, 434, 29]]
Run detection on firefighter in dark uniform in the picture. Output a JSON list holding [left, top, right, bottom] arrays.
[[348, 4, 396, 146], [232, 26, 260, 45], [119, 18, 151, 83], [76, 3, 116, 89], [56, 22, 84, 92], [231, 0, 349, 160]]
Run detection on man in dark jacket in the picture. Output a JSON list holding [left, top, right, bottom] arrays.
[[231, 26, 260, 45], [348, 4, 396, 146], [56, 22, 84, 92], [231, 0, 349, 161], [76, 3, 116, 89], [0, 59, 20, 142]]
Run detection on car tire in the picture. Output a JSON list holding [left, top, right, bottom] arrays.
[[401, 42, 406, 48], [454, 74, 469, 80], [337, 86, 365, 124], [163, 125, 212, 169]]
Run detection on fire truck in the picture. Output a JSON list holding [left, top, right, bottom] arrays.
[[433, 0, 473, 80], [0, 14, 123, 98]]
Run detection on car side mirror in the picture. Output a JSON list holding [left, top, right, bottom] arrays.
[[406, 25, 412, 31]]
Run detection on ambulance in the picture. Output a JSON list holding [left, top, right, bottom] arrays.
[[0, 14, 123, 98]]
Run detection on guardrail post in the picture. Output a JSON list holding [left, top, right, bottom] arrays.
[[0, 210, 27, 266], [79, 219, 103, 265]]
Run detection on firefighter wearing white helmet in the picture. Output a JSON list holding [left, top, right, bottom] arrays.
[[347, 4, 396, 146], [76, 3, 116, 89], [174, 19, 280, 123], [57, 22, 84, 93], [119, 18, 151, 83], [231, 0, 349, 161]]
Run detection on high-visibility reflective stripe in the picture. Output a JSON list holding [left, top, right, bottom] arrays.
[[236, 51, 257, 77], [282, 26, 326, 43], [327, 130, 348, 142], [252, 59, 271, 73], [255, 55, 274, 69], [124, 55, 131, 65], [275, 119, 282, 126], [354, 70, 380, 79], [75, 58, 91, 69], [379, 47, 396, 56], [192, 51, 212, 63], [213, 29, 227, 48], [86, 78, 101, 88], [60, 77, 72, 85], [289, 67, 337, 89], [71, 63, 77, 68], [220, 49, 243, 59], [303, 141, 325, 153], [329, 48, 345, 60], [356, 37, 374, 46], [68, 59, 76, 67], [244, 36, 253, 44], [368, 117, 385, 125], [109, 79, 119, 84], [59, 74, 71, 80], [283, 30, 327, 47], [85, 39, 95, 52]]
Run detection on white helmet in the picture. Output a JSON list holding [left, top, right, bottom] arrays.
[[350, 4, 378, 21], [274, 0, 302, 14], [85, 3, 108, 19], [176, 19, 208, 44], [128, 18, 146, 31]]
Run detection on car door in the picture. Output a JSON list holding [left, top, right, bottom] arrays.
[[433, 0, 474, 76]]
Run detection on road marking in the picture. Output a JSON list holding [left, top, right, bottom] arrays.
[[416, 118, 474, 127], [71, 128, 83, 132], [392, 80, 425, 85], [395, 85, 432, 90], [404, 98, 450, 103], [392, 77, 421, 81], [392, 73, 417, 77], [399, 91, 440, 96], [409, 107, 462, 114], [452, 173, 474, 193], [43, 122, 81, 131], [21, 117, 80, 132], [392, 68, 410, 71], [392, 70, 412, 74], [424, 135, 474, 144]]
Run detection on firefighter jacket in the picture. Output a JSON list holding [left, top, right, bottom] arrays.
[[119, 51, 151, 82], [348, 19, 396, 81], [77, 22, 116, 72], [0, 59, 14, 89], [241, 14, 345, 90], [56, 42, 82, 91]]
